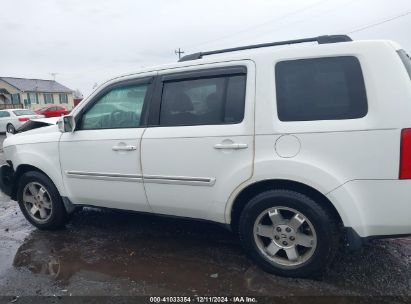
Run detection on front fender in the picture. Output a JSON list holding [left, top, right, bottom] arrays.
[[5, 143, 65, 197]]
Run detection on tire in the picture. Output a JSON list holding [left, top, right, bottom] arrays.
[[17, 171, 68, 230], [7, 124, 16, 134], [238, 189, 340, 278]]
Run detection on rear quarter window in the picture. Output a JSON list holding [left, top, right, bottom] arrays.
[[275, 56, 368, 121], [398, 50, 411, 80]]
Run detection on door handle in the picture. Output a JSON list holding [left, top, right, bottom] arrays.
[[112, 145, 137, 151], [214, 143, 248, 150]]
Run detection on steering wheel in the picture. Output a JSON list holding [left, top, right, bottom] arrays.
[[109, 109, 129, 128]]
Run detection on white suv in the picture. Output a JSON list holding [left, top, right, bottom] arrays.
[[1, 35, 411, 278]]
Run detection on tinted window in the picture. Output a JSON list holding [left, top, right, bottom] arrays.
[[159, 74, 246, 126], [80, 84, 148, 130], [0, 111, 10, 118], [275, 56, 368, 121], [398, 50, 411, 80]]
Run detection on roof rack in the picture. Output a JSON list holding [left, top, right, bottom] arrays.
[[179, 35, 352, 62]]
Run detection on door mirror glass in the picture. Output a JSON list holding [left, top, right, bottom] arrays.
[[58, 115, 76, 133]]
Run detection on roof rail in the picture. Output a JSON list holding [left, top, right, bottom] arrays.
[[179, 35, 352, 62]]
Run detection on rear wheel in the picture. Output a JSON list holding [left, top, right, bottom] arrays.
[[238, 189, 340, 278], [7, 123, 15, 134], [17, 171, 68, 230]]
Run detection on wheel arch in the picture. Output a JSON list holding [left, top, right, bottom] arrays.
[[229, 179, 343, 234], [11, 164, 56, 200], [6, 122, 14, 131]]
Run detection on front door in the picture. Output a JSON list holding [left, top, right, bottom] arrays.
[[59, 75, 154, 212], [141, 62, 255, 222]]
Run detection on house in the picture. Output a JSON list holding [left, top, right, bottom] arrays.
[[0, 77, 75, 110]]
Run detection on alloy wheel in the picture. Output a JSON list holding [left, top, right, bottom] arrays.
[[22, 182, 53, 222], [253, 206, 317, 267]]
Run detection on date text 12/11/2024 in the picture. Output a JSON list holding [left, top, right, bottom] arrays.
[[150, 296, 258, 303]]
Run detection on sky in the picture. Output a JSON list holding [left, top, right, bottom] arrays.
[[1, 0, 411, 97]]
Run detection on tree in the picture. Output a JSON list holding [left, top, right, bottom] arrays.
[[73, 89, 83, 99]]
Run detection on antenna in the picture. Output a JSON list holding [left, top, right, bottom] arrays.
[[49, 73, 60, 81]]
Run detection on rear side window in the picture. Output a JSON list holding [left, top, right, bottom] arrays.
[[275, 56, 368, 121], [398, 50, 411, 80], [159, 74, 246, 126]]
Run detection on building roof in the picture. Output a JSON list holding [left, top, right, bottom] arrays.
[[0, 77, 73, 93]]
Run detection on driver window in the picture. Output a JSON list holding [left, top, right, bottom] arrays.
[[80, 84, 148, 130]]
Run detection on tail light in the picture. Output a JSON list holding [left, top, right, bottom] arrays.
[[18, 117, 30, 122], [399, 128, 411, 179]]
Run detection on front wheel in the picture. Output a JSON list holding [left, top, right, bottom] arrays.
[[238, 189, 340, 278], [17, 171, 68, 230]]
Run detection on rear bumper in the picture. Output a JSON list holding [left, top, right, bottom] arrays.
[[327, 179, 411, 239], [0, 164, 14, 198]]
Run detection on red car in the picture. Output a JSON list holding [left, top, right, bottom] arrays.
[[35, 106, 70, 117]]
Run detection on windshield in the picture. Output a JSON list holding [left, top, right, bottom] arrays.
[[13, 110, 37, 116], [398, 49, 411, 80]]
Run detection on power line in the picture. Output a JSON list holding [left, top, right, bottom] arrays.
[[348, 10, 411, 34], [185, 0, 329, 50]]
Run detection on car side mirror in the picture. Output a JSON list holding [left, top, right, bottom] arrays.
[[58, 115, 76, 133]]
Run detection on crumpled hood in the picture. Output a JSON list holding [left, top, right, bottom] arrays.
[[10, 117, 60, 136], [3, 120, 61, 149]]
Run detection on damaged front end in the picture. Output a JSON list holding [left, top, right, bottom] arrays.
[[9, 117, 60, 136]]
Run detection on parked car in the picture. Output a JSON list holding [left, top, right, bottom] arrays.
[[35, 106, 70, 117], [0, 109, 45, 134], [1, 35, 411, 278]]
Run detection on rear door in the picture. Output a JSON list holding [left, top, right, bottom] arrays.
[[141, 61, 255, 222], [55, 106, 66, 116], [47, 107, 57, 117]]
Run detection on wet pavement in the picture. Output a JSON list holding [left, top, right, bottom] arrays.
[[0, 135, 410, 298]]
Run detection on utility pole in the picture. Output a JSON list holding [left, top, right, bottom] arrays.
[[175, 48, 185, 59]]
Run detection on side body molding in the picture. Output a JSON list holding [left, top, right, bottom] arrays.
[[65, 170, 216, 187]]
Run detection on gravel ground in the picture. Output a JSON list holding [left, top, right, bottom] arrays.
[[0, 135, 410, 301]]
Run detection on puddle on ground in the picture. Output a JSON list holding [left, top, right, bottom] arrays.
[[2, 205, 411, 296], [10, 208, 270, 295], [8, 207, 342, 296]]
